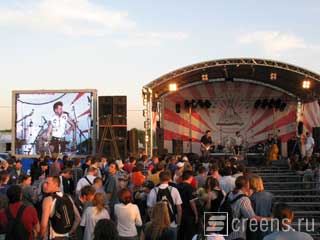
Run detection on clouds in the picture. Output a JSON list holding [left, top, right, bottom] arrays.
[[0, 0, 187, 45], [237, 31, 306, 56]]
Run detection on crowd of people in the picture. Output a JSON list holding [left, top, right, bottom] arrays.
[[0, 153, 316, 240]]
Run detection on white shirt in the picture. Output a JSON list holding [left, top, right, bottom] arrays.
[[235, 135, 243, 146], [147, 183, 183, 227], [114, 203, 142, 237], [80, 206, 110, 240], [50, 113, 68, 138], [218, 176, 236, 194], [306, 136, 315, 151], [76, 175, 96, 194]]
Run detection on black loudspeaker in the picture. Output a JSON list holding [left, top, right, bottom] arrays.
[[128, 129, 138, 155], [313, 127, 320, 153], [156, 128, 164, 155], [99, 96, 113, 117], [172, 139, 183, 154], [175, 103, 181, 113], [298, 121, 304, 135]]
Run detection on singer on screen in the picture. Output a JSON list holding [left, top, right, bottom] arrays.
[[46, 101, 75, 154]]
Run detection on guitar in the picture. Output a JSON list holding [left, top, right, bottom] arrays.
[[200, 143, 214, 154]]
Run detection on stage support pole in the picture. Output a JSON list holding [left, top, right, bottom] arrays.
[[189, 106, 192, 153]]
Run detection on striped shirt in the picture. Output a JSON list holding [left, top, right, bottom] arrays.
[[226, 190, 255, 240]]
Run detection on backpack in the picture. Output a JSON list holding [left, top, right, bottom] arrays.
[[155, 186, 177, 223], [218, 192, 246, 234], [84, 176, 93, 185], [50, 193, 75, 234], [5, 205, 29, 240]]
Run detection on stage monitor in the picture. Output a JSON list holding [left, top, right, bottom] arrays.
[[12, 89, 97, 157]]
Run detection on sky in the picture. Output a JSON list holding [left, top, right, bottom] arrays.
[[0, 0, 320, 130]]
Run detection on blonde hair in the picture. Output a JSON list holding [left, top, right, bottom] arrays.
[[249, 175, 264, 192], [92, 192, 105, 215], [145, 202, 171, 240]]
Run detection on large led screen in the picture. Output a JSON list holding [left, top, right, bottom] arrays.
[[13, 90, 97, 156]]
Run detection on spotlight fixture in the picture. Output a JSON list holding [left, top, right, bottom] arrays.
[[270, 72, 277, 80], [198, 99, 205, 108], [191, 99, 198, 108], [201, 73, 209, 81], [268, 99, 275, 109], [169, 83, 177, 92], [254, 99, 261, 109], [275, 98, 282, 109], [184, 100, 190, 108], [302, 80, 311, 89], [204, 99, 212, 108], [261, 99, 269, 109]]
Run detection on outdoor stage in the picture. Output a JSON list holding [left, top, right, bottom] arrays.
[[142, 58, 320, 157]]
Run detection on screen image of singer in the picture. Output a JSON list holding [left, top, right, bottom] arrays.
[[12, 89, 97, 157]]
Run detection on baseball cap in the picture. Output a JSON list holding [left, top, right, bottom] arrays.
[[176, 162, 185, 168]]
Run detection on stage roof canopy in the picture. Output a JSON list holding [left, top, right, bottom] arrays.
[[143, 58, 320, 102]]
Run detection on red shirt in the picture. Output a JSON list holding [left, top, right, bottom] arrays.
[[0, 202, 39, 240]]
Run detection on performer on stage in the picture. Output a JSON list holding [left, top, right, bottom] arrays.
[[46, 101, 75, 154], [305, 132, 315, 158], [200, 130, 213, 157], [265, 133, 278, 166], [234, 131, 243, 155]]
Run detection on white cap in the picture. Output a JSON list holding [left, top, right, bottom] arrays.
[[176, 162, 185, 168], [115, 160, 124, 169], [182, 156, 189, 162]]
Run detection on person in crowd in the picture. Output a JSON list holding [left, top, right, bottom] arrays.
[[147, 161, 165, 186], [232, 164, 245, 179], [134, 180, 154, 223], [0, 171, 10, 195], [93, 219, 119, 240], [177, 170, 198, 240], [141, 202, 175, 240], [116, 160, 129, 190], [173, 162, 184, 184], [93, 177, 105, 194], [49, 154, 61, 177], [9, 159, 26, 185], [105, 162, 120, 219], [147, 170, 182, 240], [40, 176, 80, 239], [0, 185, 40, 240], [82, 156, 93, 172], [76, 167, 97, 196], [131, 163, 146, 191], [226, 176, 271, 240], [114, 188, 142, 240], [195, 166, 207, 189], [74, 185, 96, 217], [100, 156, 109, 180], [59, 168, 74, 195], [85, 159, 102, 178], [167, 155, 178, 175], [124, 157, 137, 174], [263, 203, 313, 240], [18, 174, 37, 206], [72, 158, 83, 189], [305, 132, 315, 158], [218, 167, 235, 194], [147, 156, 159, 173], [208, 164, 222, 179], [61, 155, 71, 170], [204, 177, 225, 212], [80, 192, 110, 240], [248, 175, 273, 240]]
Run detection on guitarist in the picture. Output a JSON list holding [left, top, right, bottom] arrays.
[[200, 130, 213, 158]]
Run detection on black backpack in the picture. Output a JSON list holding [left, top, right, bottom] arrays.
[[50, 193, 75, 234], [5, 205, 29, 240], [155, 186, 177, 223], [219, 192, 246, 234]]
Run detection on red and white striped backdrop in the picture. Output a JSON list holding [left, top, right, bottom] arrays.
[[162, 82, 298, 155], [302, 101, 320, 133]]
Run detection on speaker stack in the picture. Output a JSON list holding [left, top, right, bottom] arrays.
[[98, 96, 127, 159]]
